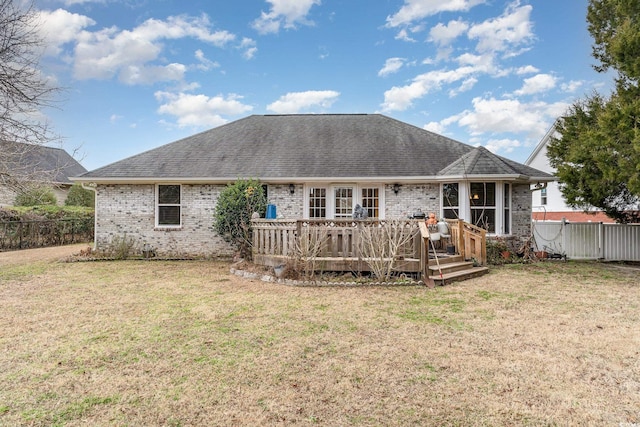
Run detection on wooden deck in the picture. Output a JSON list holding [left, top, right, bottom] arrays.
[[252, 218, 488, 283]]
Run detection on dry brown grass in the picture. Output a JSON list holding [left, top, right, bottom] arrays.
[[1, 252, 639, 426]]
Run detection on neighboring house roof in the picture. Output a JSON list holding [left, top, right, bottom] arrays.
[[76, 114, 553, 183], [1, 141, 87, 185]]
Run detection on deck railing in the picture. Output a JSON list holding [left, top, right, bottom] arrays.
[[445, 219, 487, 265], [252, 218, 487, 279], [252, 219, 425, 273]]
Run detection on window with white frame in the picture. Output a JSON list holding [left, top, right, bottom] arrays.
[[309, 187, 327, 219], [442, 183, 459, 219], [503, 183, 511, 234], [361, 187, 380, 219], [540, 187, 547, 205], [334, 187, 354, 218], [305, 184, 382, 219], [157, 184, 181, 227], [470, 182, 496, 233]]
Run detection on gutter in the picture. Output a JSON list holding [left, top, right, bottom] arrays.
[[81, 182, 98, 251]]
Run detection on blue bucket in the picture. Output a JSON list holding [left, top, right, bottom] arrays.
[[266, 204, 276, 219]]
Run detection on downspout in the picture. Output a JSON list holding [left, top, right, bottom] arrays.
[[530, 182, 548, 220], [81, 182, 98, 250], [529, 182, 549, 251]]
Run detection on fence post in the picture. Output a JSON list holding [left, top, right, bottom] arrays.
[[598, 222, 605, 260]]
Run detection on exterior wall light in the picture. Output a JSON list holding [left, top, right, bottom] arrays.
[[393, 183, 400, 195], [289, 183, 295, 194]]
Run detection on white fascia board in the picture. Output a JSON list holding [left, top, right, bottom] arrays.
[[71, 174, 556, 185]]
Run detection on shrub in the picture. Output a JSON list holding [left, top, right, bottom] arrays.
[[65, 183, 95, 207], [14, 186, 57, 206], [213, 179, 267, 259]]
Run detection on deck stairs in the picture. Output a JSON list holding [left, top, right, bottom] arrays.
[[427, 253, 488, 285]]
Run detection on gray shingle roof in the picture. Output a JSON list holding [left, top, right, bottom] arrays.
[[1, 141, 87, 184], [438, 146, 551, 178], [78, 114, 552, 182]]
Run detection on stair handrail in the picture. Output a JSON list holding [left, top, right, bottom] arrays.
[[444, 219, 487, 265]]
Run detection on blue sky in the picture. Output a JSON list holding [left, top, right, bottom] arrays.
[[33, 0, 609, 171]]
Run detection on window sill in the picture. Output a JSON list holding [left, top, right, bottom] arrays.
[[154, 226, 183, 231]]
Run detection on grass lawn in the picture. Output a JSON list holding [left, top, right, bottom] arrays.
[[0, 257, 639, 426]]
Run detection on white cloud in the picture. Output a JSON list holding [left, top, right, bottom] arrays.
[[386, 0, 485, 28], [252, 0, 321, 34], [395, 28, 416, 42], [429, 19, 469, 46], [239, 38, 258, 60], [267, 90, 340, 114], [424, 121, 446, 134], [483, 138, 521, 153], [37, 9, 95, 56], [194, 50, 220, 71], [378, 58, 405, 77], [516, 65, 539, 75], [155, 91, 253, 127], [468, 3, 533, 55], [455, 97, 568, 137], [72, 14, 236, 84], [381, 67, 475, 111], [449, 77, 478, 97], [62, 0, 105, 4], [561, 80, 584, 93], [514, 73, 557, 96]]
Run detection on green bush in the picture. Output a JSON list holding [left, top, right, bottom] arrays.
[[65, 183, 95, 207], [14, 186, 57, 206], [213, 179, 267, 259], [5, 205, 94, 220]]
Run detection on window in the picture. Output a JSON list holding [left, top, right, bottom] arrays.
[[361, 187, 380, 219], [540, 187, 547, 205], [309, 187, 326, 219], [470, 182, 496, 233], [442, 183, 459, 219], [503, 183, 511, 234], [157, 184, 181, 226], [305, 185, 382, 219], [334, 187, 354, 218]]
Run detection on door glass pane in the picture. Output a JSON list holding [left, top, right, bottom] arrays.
[[309, 188, 326, 218], [334, 187, 353, 218], [361, 188, 379, 218]]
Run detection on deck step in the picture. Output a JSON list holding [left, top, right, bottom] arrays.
[[429, 266, 489, 285], [428, 261, 474, 275]]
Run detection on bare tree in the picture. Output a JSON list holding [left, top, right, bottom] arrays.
[[0, 0, 61, 195], [357, 220, 417, 281]]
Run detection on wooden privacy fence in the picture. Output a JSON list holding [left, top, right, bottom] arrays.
[[532, 220, 640, 261], [0, 218, 94, 251]]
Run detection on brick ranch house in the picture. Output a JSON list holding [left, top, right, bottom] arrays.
[[1, 141, 87, 207], [73, 114, 554, 257]]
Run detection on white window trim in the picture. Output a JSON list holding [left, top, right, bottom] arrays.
[[303, 183, 385, 220], [444, 181, 512, 236], [155, 183, 182, 228]]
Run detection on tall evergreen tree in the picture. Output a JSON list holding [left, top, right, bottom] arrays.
[[548, 0, 640, 222]]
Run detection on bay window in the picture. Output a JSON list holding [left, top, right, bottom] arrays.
[[470, 182, 496, 233], [442, 183, 459, 219]]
